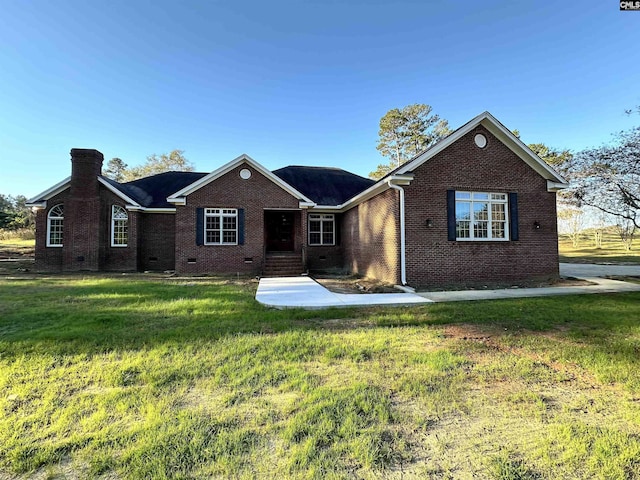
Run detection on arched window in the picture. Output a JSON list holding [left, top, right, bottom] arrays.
[[47, 204, 64, 247], [111, 205, 128, 247]]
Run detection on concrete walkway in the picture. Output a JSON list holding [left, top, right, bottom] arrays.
[[255, 263, 640, 309], [417, 276, 640, 302], [256, 277, 433, 309], [560, 262, 640, 278]]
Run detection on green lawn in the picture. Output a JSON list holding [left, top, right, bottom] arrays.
[[2, 277, 640, 479], [559, 231, 640, 264]]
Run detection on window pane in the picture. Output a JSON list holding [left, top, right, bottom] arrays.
[[492, 222, 505, 238], [456, 220, 470, 238], [223, 231, 236, 243], [206, 217, 220, 230], [113, 206, 128, 220], [309, 220, 321, 233], [492, 203, 505, 221], [474, 202, 488, 221], [310, 232, 321, 244], [474, 221, 489, 238], [472, 192, 489, 200], [222, 217, 236, 230], [207, 230, 220, 243], [455, 201, 470, 221], [455, 192, 471, 200]]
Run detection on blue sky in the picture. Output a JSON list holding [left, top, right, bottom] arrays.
[[1, 0, 639, 198]]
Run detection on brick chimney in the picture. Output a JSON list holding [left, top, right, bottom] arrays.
[[70, 148, 104, 197], [64, 148, 104, 271]]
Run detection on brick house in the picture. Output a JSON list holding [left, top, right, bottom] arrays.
[[27, 112, 568, 289]]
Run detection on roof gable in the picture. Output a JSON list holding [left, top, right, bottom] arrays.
[[397, 111, 568, 185], [167, 154, 314, 205]]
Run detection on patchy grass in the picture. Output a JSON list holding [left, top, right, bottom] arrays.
[[0, 239, 34, 275], [559, 231, 640, 264], [0, 237, 34, 247], [2, 277, 640, 478]]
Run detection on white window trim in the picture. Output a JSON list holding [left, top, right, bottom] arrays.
[[111, 205, 129, 247], [204, 208, 238, 246], [308, 213, 336, 246], [455, 191, 509, 242], [46, 204, 64, 247]]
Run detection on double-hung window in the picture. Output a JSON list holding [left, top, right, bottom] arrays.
[[111, 205, 129, 247], [205, 208, 237, 245], [47, 204, 64, 247], [309, 214, 335, 246], [455, 192, 508, 241]]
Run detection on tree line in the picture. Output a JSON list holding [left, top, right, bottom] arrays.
[[0, 195, 34, 232], [103, 150, 194, 182]]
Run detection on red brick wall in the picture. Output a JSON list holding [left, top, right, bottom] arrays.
[[307, 245, 343, 272], [34, 190, 69, 271], [99, 188, 138, 271], [342, 189, 401, 284], [404, 126, 560, 289], [175, 163, 302, 275], [306, 213, 343, 272], [139, 213, 175, 271]]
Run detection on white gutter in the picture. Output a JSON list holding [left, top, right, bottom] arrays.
[[387, 181, 407, 286]]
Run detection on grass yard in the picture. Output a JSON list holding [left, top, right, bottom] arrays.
[[559, 231, 640, 264], [2, 277, 640, 479]]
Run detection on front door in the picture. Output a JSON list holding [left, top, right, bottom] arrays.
[[265, 211, 295, 252]]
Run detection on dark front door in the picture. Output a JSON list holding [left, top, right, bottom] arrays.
[[265, 211, 295, 252]]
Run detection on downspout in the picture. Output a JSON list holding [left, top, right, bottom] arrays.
[[387, 181, 407, 286]]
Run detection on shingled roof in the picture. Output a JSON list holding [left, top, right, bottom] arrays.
[[102, 171, 208, 208], [272, 166, 374, 206], [100, 165, 374, 209]]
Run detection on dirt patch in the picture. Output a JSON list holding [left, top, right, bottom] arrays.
[[0, 242, 35, 275], [313, 275, 399, 294], [425, 276, 594, 292], [315, 274, 593, 295]]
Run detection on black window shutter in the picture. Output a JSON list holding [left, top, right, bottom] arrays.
[[509, 192, 519, 241], [238, 208, 245, 245], [196, 208, 204, 246], [447, 190, 456, 241], [335, 215, 341, 246]]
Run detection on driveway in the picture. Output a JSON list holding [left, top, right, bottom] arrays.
[[560, 263, 640, 278]]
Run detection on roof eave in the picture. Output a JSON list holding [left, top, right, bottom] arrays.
[[336, 174, 415, 212], [167, 196, 186, 205], [126, 206, 176, 213], [26, 176, 72, 207], [547, 180, 569, 192]]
